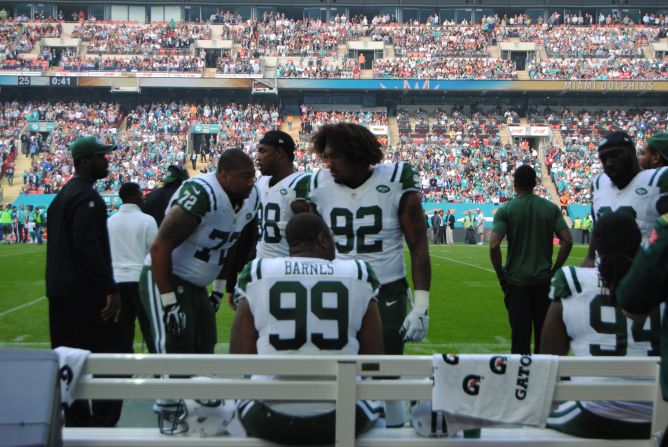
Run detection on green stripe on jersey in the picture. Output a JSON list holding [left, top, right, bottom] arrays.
[[390, 163, 400, 182], [256, 258, 263, 280], [568, 266, 582, 294], [313, 170, 321, 189], [355, 260, 363, 280]]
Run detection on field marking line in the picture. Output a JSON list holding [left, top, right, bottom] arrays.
[[429, 254, 495, 274], [0, 249, 44, 258], [0, 296, 46, 318]]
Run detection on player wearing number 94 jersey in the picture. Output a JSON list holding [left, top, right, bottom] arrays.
[[542, 212, 662, 440], [231, 213, 384, 445], [306, 123, 431, 358]]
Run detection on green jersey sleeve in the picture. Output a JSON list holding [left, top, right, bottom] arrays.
[[550, 267, 573, 301], [234, 260, 255, 300], [492, 205, 508, 237], [399, 162, 420, 192], [173, 181, 211, 218], [292, 173, 311, 201]]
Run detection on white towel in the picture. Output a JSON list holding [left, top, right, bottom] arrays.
[[432, 354, 559, 432], [54, 346, 91, 406]]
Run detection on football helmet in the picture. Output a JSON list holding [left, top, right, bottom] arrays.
[[410, 400, 448, 438], [156, 377, 235, 437]]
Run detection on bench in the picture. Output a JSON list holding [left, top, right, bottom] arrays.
[[63, 354, 668, 447]]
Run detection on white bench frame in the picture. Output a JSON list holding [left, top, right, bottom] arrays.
[[63, 354, 668, 447]]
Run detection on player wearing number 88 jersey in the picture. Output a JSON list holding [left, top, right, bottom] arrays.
[[231, 213, 384, 444], [542, 212, 662, 439], [254, 130, 311, 258]]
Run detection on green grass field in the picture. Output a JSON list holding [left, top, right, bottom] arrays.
[[0, 243, 588, 354]]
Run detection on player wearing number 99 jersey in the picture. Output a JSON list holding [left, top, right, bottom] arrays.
[[542, 212, 662, 440], [231, 213, 384, 445]]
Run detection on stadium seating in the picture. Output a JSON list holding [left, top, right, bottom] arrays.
[[61, 354, 667, 446]]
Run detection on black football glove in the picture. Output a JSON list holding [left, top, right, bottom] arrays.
[[163, 303, 187, 338]]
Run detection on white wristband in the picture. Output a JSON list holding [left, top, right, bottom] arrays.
[[160, 292, 177, 307], [213, 279, 227, 294], [413, 290, 429, 309]]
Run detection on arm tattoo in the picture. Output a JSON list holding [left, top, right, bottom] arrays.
[[156, 206, 199, 249]]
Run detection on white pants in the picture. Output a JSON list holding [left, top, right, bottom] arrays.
[[445, 227, 454, 245]]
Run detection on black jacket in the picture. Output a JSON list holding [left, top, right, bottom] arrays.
[[46, 177, 116, 297], [144, 183, 181, 227]]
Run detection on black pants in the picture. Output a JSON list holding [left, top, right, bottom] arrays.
[[582, 229, 590, 244], [503, 281, 551, 354], [117, 282, 156, 354], [465, 228, 476, 244], [49, 294, 125, 427]]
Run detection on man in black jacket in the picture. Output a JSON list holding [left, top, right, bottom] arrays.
[[46, 136, 123, 427], [143, 164, 189, 227]]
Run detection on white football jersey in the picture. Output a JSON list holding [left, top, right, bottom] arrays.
[[157, 172, 260, 287], [308, 162, 420, 284], [255, 172, 311, 258], [236, 257, 379, 355], [592, 167, 668, 243], [550, 265, 662, 422]]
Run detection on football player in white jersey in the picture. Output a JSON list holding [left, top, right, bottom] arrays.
[[306, 123, 431, 426], [542, 212, 661, 439], [230, 213, 384, 444], [254, 130, 311, 258], [584, 131, 668, 266], [139, 149, 260, 356]]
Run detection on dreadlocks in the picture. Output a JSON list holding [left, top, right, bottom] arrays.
[[310, 123, 384, 168], [593, 211, 641, 301]]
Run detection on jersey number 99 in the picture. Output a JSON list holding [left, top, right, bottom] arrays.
[[269, 280, 349, 351]]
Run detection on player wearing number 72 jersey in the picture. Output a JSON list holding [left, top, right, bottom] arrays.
[[231, 213, 384, 445], [139, 150, 260, 355], [541, 212, 662, 440]]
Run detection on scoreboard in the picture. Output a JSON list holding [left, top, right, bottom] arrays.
[[2, 75, 77, 87]]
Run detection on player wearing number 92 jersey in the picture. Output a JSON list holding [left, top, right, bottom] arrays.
[[307, 124, 431, 365], [542, 212, 662, 440]]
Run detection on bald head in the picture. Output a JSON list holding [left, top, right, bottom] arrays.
[[217, 148, 254, 173], [285, 213, 335, 260]]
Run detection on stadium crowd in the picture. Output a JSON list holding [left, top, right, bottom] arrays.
[[72, 22, 211, 54], [373, 57, 517, 80], [527, 57, 668, 80]]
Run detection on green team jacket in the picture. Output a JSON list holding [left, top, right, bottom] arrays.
[[617, 212, 668, 399]]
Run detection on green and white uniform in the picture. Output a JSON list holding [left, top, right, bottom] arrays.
[[592, 167, 668, 243], [255, 172, 311, 258], [308, 162, 419, 354], [140, 172, 260, 354], [547, 266, 662, 439], [235, 257, 382, 445]]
